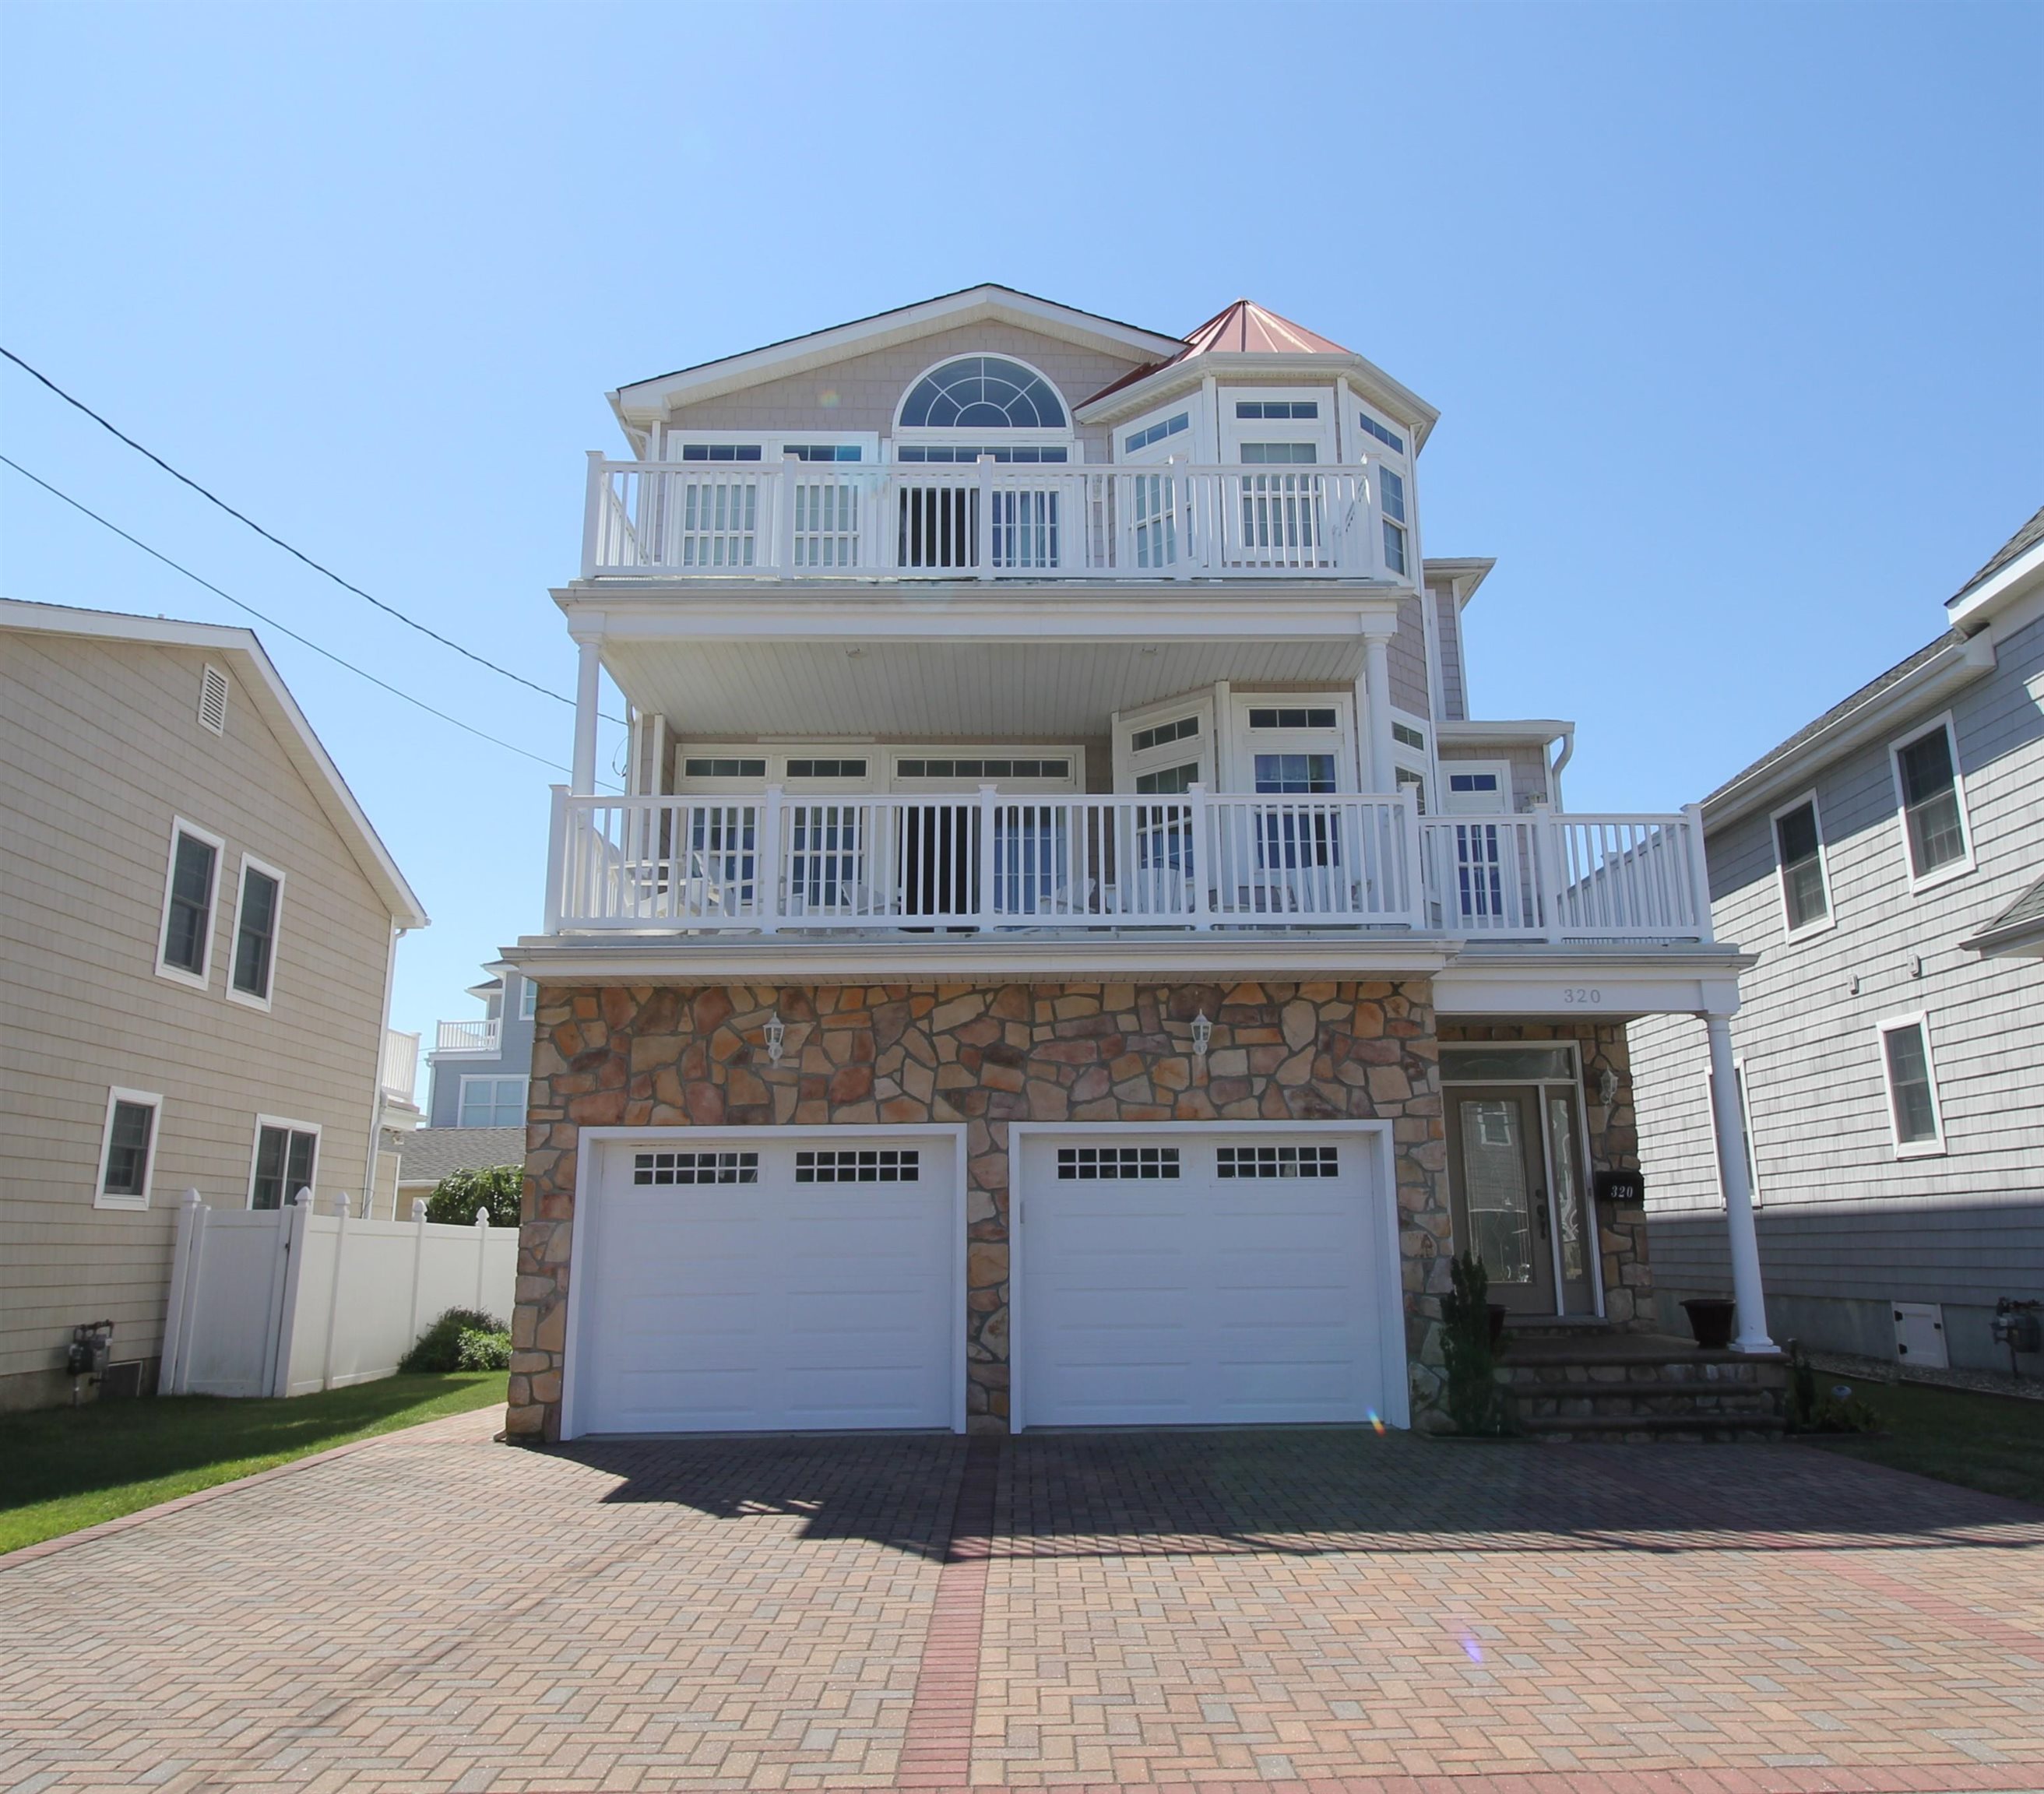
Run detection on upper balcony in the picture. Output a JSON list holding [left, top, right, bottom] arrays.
[[579, 456, 1408, 585], [543, 788, 1715, 946], [433, 1017, 502, 1057]]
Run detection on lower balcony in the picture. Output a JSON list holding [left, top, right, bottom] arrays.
[[544, 790, 1712, 944]]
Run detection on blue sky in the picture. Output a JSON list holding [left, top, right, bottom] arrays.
[[3, 2, 2039, 1084]]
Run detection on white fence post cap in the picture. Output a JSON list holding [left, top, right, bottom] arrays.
[[410, 1197, 428, 1221], [293, 1188, 314, 1208], [182, 1188, 204, 1209], [336, 1191, 354, 1219], [474, 1206, 490, 1228]]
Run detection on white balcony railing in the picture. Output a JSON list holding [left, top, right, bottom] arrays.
[[381, 1029, 420, 1102], [547, 788, 1421, 932], [543, 789, 1715, 943], [581, 455, 1407, 582], [434, 1017, 503, 1055], [1417, 814, 1712, 941]]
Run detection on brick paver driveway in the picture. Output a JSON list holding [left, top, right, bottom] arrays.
[[5, 1411, 2042, 1794]]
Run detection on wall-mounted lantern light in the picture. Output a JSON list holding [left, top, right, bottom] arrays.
[[1598, 1068, 1617, 1106], [1191, 1010, 1213, 1057], [764, 1015, 786, 1065]]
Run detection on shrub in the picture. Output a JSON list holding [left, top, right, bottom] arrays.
[[1785, 1341, 1883, 1433], [455, 1328, 512, 1372], [1440, 1251, 1514, 1436], [424, 1165, 522, 1229], [401, 1306, 509, 1374]]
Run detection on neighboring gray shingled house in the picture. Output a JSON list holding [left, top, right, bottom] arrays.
[[394, 1126, 527, 1207], [1631, 508, 2044, 1375]]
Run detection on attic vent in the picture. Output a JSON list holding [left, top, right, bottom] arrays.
[[198, 665, 229, 736]]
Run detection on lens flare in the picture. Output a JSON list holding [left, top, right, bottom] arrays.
[[818, 388, 841, 409], [1367, 1409, 1386, 1436], [1459, 1631, 1484, 1663]]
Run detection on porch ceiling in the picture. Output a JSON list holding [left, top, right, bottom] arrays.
[[600, 637, 1369, 737]]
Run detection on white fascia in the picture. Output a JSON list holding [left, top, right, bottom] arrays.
[[554, 585, 1406, 645], [1702, 633, 1997, 832], [502, 934, 1460, 987]]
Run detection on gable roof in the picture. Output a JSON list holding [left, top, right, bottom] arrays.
[[610, 284, 1184, 425], [1961, 872, 2044, 958], [0, 599, 427, 928], [1950, 504, 2044, 607]]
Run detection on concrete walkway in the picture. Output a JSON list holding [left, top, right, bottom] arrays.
[[4, 1410, 2042, 1792]]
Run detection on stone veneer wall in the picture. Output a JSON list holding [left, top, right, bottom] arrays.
[[1436, 1019, 1651, 1328], [511, 979, 1452, 1440]]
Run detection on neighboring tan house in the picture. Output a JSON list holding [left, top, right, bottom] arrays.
[[501, 285, 1778, 1444], [1632, 508, 2044, 1376], [0, 600, 428, 1409]]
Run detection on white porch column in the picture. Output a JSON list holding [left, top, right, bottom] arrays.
[[570, 635, 602, 795], [1703, 1010, 1776, 1353], [1362, 633, 1395, 792]]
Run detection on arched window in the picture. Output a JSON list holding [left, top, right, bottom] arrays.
[[898, 356, 1068, 430]]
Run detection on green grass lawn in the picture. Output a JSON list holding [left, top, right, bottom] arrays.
[[1800, 1377, 2044, 1507], [0, 1372, 508, 1554]]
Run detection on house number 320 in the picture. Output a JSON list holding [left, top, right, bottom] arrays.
[[1561, 987, 1604, 1006]]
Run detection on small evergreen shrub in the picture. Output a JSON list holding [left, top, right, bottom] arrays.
[[1440, 1251, 1514, 1436], [402, 1306, 509, 1374], [455, 1328, 512, 1371], [424, 1165, 523, 1229]]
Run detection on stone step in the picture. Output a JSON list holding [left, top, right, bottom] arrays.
[[1504, 1379, 1782, 1406], [1517, 1411, 1788, 1440]]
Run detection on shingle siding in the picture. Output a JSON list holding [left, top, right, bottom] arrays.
[[663, 322, 1147, 464], [1633, 607, 2044, 1370], [0, 634, 399, 1395]]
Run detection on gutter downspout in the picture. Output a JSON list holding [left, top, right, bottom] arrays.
[[364, 921, 406, 1221], [1547, 726, 1575, 811]]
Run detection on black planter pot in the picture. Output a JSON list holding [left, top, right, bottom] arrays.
[[1487, 1303, 1507, 1348], [1682, 1296, 1737, 1351]]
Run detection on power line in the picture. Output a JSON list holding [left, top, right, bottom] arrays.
[[1, 344, 621, 720], [2, 453, 579, 777]]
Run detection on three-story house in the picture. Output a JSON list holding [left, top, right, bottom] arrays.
[[503, 286, 1770, 1440]]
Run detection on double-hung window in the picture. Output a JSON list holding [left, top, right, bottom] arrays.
[[157, 820, 223, 987], [250, 1119, 319, 1209], [1891, 717, 1971, 883], [97, 1088, 162, 1210], [459, 1076, 528, 1127], [1877, 1016, 1944, 1155], [1379, 466, 1409, 575], [1771, 797, 1831, 936], [227, 858, 284, 1008]]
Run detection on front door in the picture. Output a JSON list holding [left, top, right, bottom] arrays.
[[1445, 1086, 1555, 1314], [1444, 1082, 1599, 1316]]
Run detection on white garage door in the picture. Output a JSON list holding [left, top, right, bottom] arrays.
[[570, 1136, 957, 1436], [1016, 1130, 1394, 1429]]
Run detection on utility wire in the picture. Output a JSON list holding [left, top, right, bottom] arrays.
[[2, 344, 622, 722], [2, 453, 579, 777]]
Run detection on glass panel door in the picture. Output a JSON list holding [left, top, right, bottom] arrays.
[[1446, 1086, 1557, 1314], [1546, 1092, 1597, 1314]]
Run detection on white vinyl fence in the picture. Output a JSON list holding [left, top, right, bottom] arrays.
[[157, 1188, 519, 1398]]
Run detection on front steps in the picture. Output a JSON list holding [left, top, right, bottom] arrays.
[[1496, 1330, 1789, 1441]]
